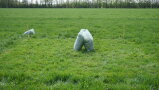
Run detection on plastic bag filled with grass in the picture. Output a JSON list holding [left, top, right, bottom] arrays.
[[74, 29, 94, 51], [23, 28, 35, 37]]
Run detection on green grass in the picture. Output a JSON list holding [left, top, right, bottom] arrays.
[[0, 8, 159, 89]]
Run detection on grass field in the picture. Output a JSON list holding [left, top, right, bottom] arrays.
[[0, 8, 159, 89]]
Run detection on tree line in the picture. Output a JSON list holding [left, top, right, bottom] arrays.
[[0, 0, 159, 8]]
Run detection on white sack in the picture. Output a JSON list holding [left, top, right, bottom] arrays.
[[74, 29, 94, 51], [24, 29, 35, 35]]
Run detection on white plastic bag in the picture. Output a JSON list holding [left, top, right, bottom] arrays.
[[23, 28, 35, 35], [74, 29, 94, 51]]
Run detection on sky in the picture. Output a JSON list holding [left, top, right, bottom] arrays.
[[20, 0, 41, 4]]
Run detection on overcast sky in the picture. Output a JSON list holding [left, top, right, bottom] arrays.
[[20, 0, 41, 3]]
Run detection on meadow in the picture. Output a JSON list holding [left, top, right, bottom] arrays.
[[0, 8, 159, 89]]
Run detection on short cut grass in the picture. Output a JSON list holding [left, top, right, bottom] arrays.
[[0, 8, 159, 89]]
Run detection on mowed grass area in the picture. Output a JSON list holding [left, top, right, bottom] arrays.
[[0, 8, 159, 89]]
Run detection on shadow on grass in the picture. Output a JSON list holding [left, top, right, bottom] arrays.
[[75, 46, 96, 54], [81, 49, 95, 54]]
